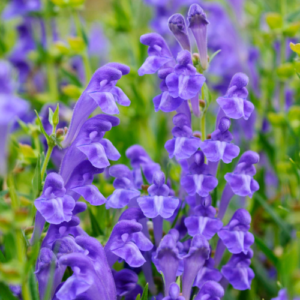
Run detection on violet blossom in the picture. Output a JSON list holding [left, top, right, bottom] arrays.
[[2, 0, 41, 19], [162, 283, 185, 300], [194, 281, 224, 300]]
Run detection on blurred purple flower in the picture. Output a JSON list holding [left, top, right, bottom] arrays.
[[163, 283, 185, 300], [2, 0, 41, 19], [194, 281, 224, 300]]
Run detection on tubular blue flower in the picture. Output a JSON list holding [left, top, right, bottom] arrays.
[[181, 235, 210, 300], [138, 33, 174, 76], [216, 73, 254, 120], [163, 283, 185, 300], [153, 233, 181, 296], [106, 164, 141, 209], [187, 4, 209, 70], [181, 151, 218, 197], [194, 258, 222, 288], [166, 50, 205, 100], [200, 117, 240, 163], [165, 113, 201, 160], [126, 145, 161, 187], [137, 171, 179, 219], [113, 269, 138, 297], [60, 114, 120, 183], [218, 151, 259, 220], [2, 0, 41, 19], [168, 14, 191, 51], [194, 281, 224, 300], [218, 208, 254, 254], [221, 250, 254, 290], [62, 63, 130, 148], [34, 173, 75, 225], [0, 60, 29, 176], [104, 220, 153, 268], [184, 199, 223, 240]]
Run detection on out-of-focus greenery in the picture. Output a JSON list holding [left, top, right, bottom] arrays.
[[0, 0, 300, 299]]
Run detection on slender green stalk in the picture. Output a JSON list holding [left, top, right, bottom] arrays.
[[73, 10, 92, 82], [40, 143, 54, 180], [201, 115, 206, 141]]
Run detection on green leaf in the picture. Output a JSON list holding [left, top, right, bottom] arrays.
[[32, 155, 42, 198], [48, 108, 54, 127], [53, 104, 59, 127], [254, 194, 291, 238], [0, 282, 18, 300], [180, 234, 192, 243], [29, 268, 39, 300], [209, 49, 221, 64], [34, 110, 49, 140], [88, 208, 104, 237], [135, 294, 141, 300], [255, 236, 279, 267], [0, 190, 8, 199], [202, 82, 212, 112], [60, 68, 83, 87], [140, 283, 148, 300]]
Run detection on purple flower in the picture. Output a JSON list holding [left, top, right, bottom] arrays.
[[165, 113, 200, 160], [200, 117, 240, 163], [126, 145, 161, 187], [217, 73, 254, 120], [166, 50, 205, 100], [60, 114, 120, 182], [194, 281, 224, 300], [34, 173, 75, 224], [184, 197, 223, 240], [168, 14, 191, 51], [62, 63, 130, 147], [224, 150, 259, 197], [138, 33, 174, 76], [2, 0, 41, 19], [194, 258, 222, 288], [137, 171, 179, 219], [153, 233, 181, 296], [221, 250, 255, 290], [181, 151, 218, 197], [218, 208, 254, 254], [272, 289, 293, 300], [163, 283, 185, 300], [113, 269, 138, 297], [181, 235, 210, 299], [104, 220, 153, 268], [187, 4, 209, 70], [106, 164, 141, 209]]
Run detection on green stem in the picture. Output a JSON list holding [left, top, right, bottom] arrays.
[[201, 115, 206, 141], [40, 144, 54, 180], [7, 174, 19, 209], [73, 10, 92, 82]]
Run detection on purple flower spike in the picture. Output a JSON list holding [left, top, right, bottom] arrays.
[[194, 258, 222, 288], [221, 250, 255, 290], [139, 33, 174, 76], [104, 220, 153, 268], [217, 73, 254, 120], [218, 208, 254, 254], [153, 233, 181, 296], [187, 4, 209, 70], [166, 50, 206, 100], [168, 14, 191, 51], [182, 235, 210, 300], [165, 113, 200, 160], [35, 173, 75, 225], [271, 289, 289, 300], [137, 171, 179, 219], [62, 63, 130, 147], [200, 117, 240, 163], [194, 281, 224, 300], [181, 151, 218, 197], [163, 283, 185, 300], [225, 150, 259, 197], [2, 0, 41, 19], [106, 164, 141, 209]]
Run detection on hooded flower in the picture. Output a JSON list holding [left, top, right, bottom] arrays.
[[106, 164, 141, 209], [104, 220, 153, 268], [200, 117, 240, 163], [34, 173, 75, 224], [194, 281, 224, 300], [165, 113, 200, 160], [113, 269, 139, 297], [137, 171, 179, 219], [221, 250, 255, 290], [218, 208, 254, 254], [217, 73, 254, 120], [181, 151, 218, 197], [62, 63, 130, 147]]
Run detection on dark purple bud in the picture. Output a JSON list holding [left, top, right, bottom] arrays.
[[168, 14, 191, 51], [163, 283, 185, 300], [187, 4, 209, 70]]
